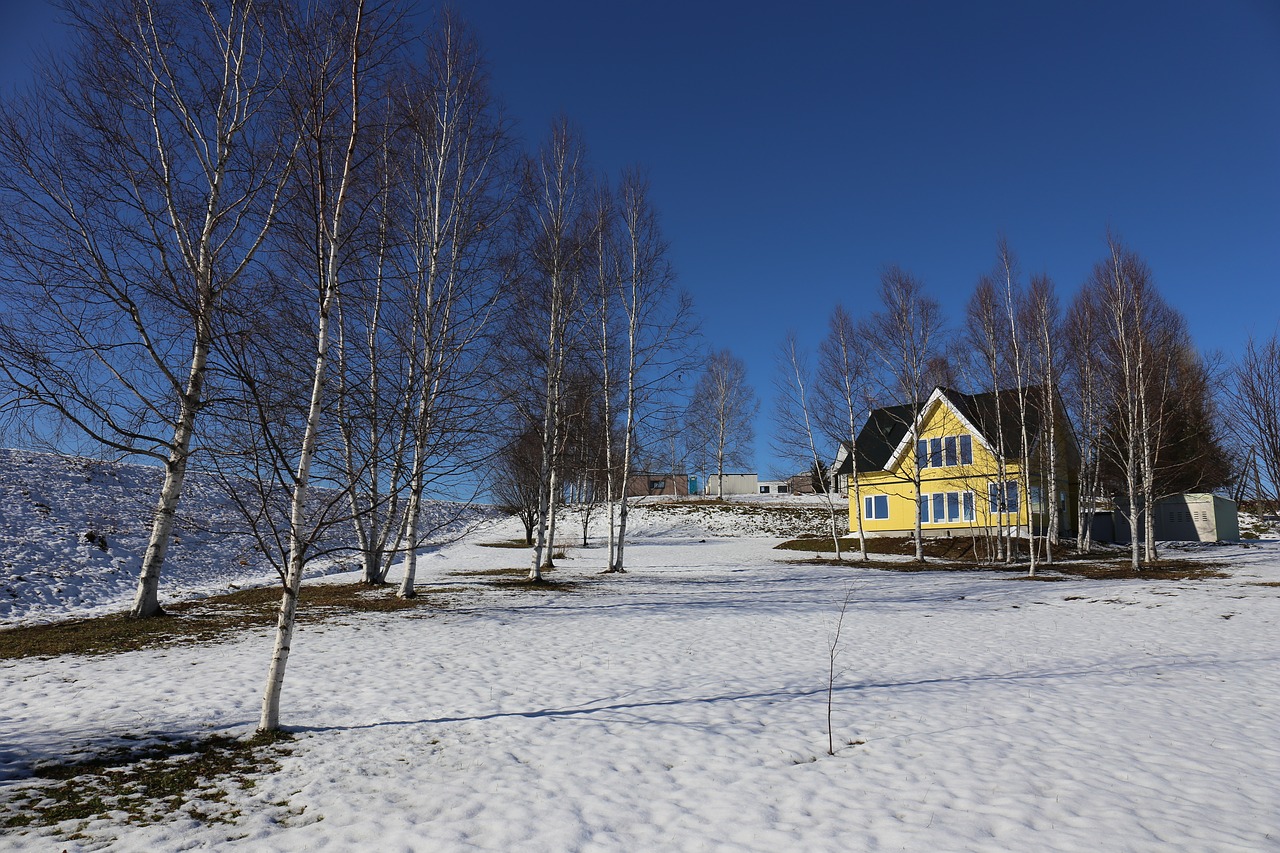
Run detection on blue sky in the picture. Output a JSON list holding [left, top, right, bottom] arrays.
[[5, 1, 1279, 478]]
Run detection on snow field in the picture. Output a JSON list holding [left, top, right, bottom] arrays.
[[3, 514, 1279, 851]]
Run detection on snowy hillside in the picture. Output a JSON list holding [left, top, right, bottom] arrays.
[[1, 458, 1279, 851], [0, 449, 491, 626]]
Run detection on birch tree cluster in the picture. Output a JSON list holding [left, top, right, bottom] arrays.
[[0, 0, 697, 731]]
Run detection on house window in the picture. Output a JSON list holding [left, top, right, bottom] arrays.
[[864, 495, 889, 520], [989, 481, 1019, 514], [760, 485, 770, 494], [778, 484, 789, 494], [649, 480, 665, 492], [918, 434, 974, 469], [921, 491, 975, 523]]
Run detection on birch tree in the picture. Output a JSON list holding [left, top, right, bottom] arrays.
[[774, 333, 844, 559], [1021, 273, 1063, 564], [517, 119, 592, 581], [604, 169, 694, 573], [0, 0, 292, 617], [392, 11, 513, 597], [964, 276, 1014, 562], [817, 305, 872, 561], [258, 0, 391, 733], [1086, 235, 1175, 569], [687, 350, 758, 499], [1063, 290, 1105, 552], [995, 239, 1038, 577], [866, 266, 944, 562]]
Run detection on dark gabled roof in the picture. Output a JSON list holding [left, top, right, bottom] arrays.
[[832, 402, 919, 475], [833, 386, 1054, 475], [939, 386, 1050, 462]]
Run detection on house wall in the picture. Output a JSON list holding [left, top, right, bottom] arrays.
[[1112, 494, 1239, 543], [703, 473, 758, 496], [848, 396, 1078, 538], [625, 473, 689, 498]]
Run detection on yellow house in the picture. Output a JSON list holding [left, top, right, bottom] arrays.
[[838, 386, 1079, 539]]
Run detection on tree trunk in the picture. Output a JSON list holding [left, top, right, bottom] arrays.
[[130, 331, 210, 618]]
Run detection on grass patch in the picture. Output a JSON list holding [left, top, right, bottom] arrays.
[[775, 537, 1228, 581], [489, 578, 578, 591], [0, 583, 444, 661], [448, 567, 552, 578], [776, 535, 1003, 561], [0, 731, 294, 835], [1028, 560, 1228, 581]]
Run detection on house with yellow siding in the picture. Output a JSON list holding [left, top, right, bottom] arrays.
[[838, 386, 1079, 539]]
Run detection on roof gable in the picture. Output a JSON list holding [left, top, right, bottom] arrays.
[[866, 386, 1055, 473]]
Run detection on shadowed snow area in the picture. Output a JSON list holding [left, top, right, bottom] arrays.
[[1, 453, 1279, 850], [0, 449, 489, 625]]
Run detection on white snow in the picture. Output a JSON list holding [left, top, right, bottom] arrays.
[[2, 456, 1279, 850]]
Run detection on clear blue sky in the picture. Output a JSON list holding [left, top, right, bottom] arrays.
[[5, 1, 1279, 478]]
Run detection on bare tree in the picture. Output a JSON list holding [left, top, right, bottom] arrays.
[[1063, 290, 1105, 552], [1085, 234, 1188, 569], [392, 10, 513, 598], [516, 119, 593, 581], [963, 276, 1014, 562], [1025, 275, 1063, 562], [865, 267, 945, 562], [491, 426, 544, 545], [257, 0, 394, 734], [604, 169, 695, 573], [1229, 333, 1280, 512], [0, 0, 293, 617], [990, 239, 1042, 576], [774, 333, 844, 559], [817, 305, 872, 561], [687, 350, 759, 499]]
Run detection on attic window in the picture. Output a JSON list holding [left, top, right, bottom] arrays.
[[917, 434, 973, 469]]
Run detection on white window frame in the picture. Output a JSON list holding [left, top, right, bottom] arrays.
[[920, 491, 975, 524], [918, 434, 975, 470], [864, 494, 890, 520]]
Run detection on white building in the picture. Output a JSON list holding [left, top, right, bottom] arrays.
[[702, 473, 758, 496]]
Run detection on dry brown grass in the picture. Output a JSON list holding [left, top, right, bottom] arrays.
[[775, 536, 1228, 581], [0, 582, 447, 661], [0, 731, 296, 836]]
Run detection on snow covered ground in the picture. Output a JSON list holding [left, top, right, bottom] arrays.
[[2, 459, 1279, 850]]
